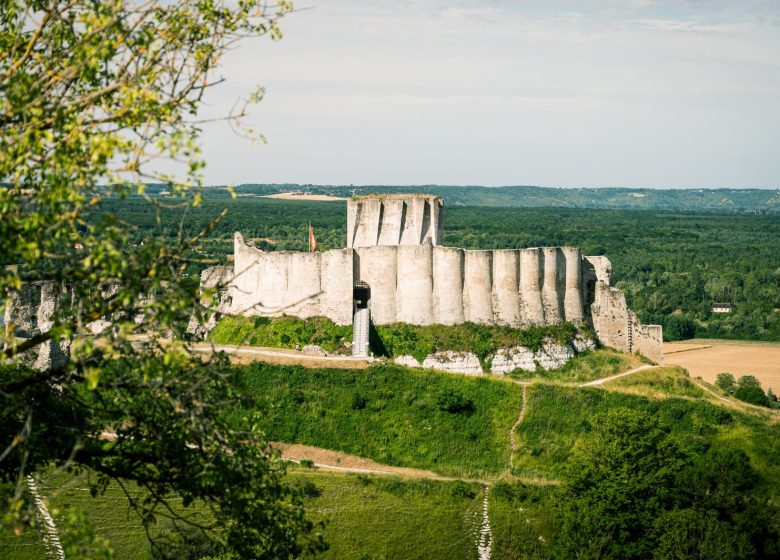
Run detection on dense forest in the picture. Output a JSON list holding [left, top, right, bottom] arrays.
[[102, 193, 780, 342]]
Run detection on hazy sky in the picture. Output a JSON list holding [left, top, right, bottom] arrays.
[[196, 0, 780, 188]]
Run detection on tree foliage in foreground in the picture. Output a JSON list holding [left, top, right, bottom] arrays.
[[1, 0, 325, 557], [554, 408, 779, 560]]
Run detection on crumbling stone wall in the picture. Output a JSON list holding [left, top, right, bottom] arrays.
[[584, 257, 663, 363], [3, 281, 70, 371]]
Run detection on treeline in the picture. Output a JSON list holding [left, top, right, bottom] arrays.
[[101, 194, 780, 342], [224, 183, 780, 213]]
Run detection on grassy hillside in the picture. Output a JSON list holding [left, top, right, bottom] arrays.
[[208, 315, 582, 370], [513, 373, 780, 489], [488, 482, 557, 560], [208, 315, 353, 354], [4, 469, 484, 560], [291, 471, 483, 560], [4, 361, 779, 558], [506, 348, 644, 383], [228, 362, 522, 478]]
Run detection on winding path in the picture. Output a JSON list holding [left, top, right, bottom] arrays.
[[508, 385, 528, 471], [578, 364, 655, 387]]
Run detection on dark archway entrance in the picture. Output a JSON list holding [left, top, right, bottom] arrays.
[[353, 281, 370, 310]]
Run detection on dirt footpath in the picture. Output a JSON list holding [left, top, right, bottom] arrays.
[[273, 443, 473, 481], [665, 341, 780, 391], [191, 343, 372, 369]]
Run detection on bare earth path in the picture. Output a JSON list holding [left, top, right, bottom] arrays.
[[274, 443, 489, 484], [691, 380, 780, 420], [579, 364, 655, 387], [508, 385, 528, 471], [191, 343, 372, 369]]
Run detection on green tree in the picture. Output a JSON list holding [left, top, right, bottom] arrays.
[[653, 509, 752, 560], [734, 376, 770, 407], [737, 375, 761, 388], [554, 410, 778, 559], [1, 1, 324, 558], [554, 408, 686, 559], [715, 372, 736, 393], [734, 385, 770, 407]]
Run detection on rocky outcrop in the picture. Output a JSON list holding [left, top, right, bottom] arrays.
[[422, 351, 483, 375], [394, 336, 598, 376], [490, 339, 582, 374], [394, 354, 421, 368], [301, 344, 328, 357]]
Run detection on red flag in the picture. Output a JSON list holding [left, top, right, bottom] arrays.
[[309, 223, 318, 252]]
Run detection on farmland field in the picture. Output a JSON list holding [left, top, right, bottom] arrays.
[[664, 340, 780, 392]]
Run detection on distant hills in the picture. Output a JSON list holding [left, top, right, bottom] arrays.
[[217, 184, 780, 213]]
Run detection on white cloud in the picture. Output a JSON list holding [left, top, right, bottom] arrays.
[[195, 0, 780, 187]]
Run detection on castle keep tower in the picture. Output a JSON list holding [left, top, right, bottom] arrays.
[[347, 195, 442, 248]]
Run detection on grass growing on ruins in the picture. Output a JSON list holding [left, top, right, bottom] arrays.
[[208, 315, 583, 369], [505, 348, 642, 383], [228, 362, 522, 478], [289, 471, 483, 560], [512, 382, 780, 491], [208, 315, 353, 354], [488, 481, 557, 560], [372, 321, 579, 365]]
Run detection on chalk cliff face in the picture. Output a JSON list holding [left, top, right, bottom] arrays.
[[391, 335, 599, 376], [205, 194, 664, 363]]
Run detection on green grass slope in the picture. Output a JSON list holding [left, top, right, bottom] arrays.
[[229, 362, 522, 478], [2, 469, 485, 560], [513, 377, 780, 490], [290, 471, 483, 560]]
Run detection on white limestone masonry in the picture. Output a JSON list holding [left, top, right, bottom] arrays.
[[192, 195, 662, 362]]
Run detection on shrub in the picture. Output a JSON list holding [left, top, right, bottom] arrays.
[[490, 481, 528, 503], [290, 478, 321, 499], [449, 481, 477, 500], [351, 393, 368, 410], [715, 373, 736, 393], [734, 385, 770, 408], [373, 321, 580, 365], [209, 315, 352, 353], [436, 389, 474, 415]]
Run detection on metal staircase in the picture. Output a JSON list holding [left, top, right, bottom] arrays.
[[352, 306, 370, 358]]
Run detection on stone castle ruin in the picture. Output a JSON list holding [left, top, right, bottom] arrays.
[[205, 194, 663, 363]]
